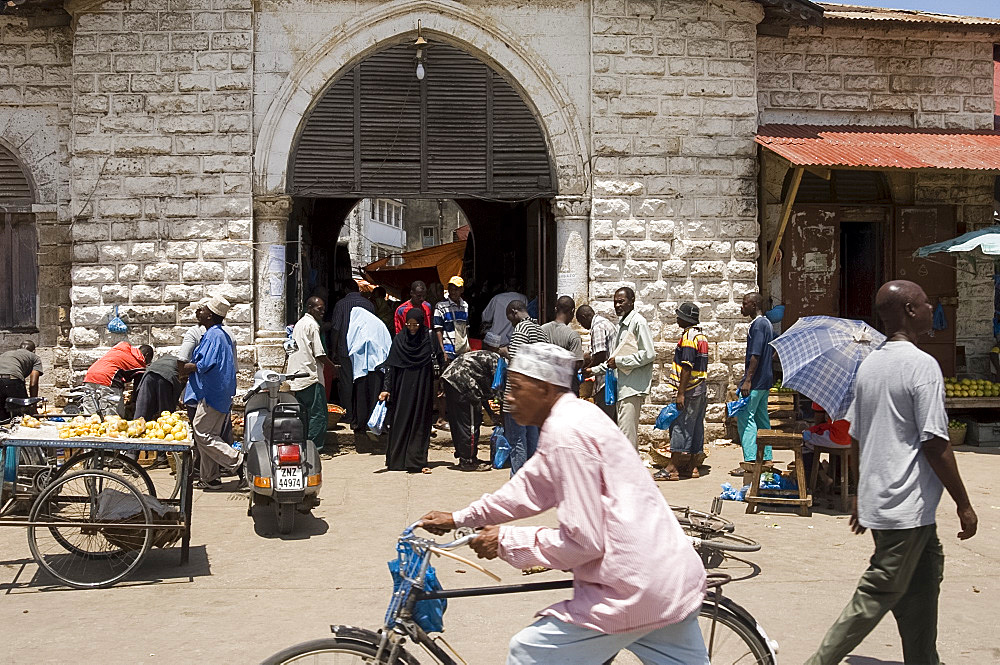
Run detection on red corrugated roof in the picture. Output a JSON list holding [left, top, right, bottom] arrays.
[[756, 125, 1000, 171], [820, 3, 1000, 25]]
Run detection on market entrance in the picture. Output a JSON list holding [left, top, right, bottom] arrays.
[[284, 40, 558, 327]]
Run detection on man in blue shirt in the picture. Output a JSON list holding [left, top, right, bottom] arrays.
[[183, 295, 242, 491], [734, 292, 775, 475]]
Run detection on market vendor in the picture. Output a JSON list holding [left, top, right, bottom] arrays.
[[183, 295, 243, 492], [83, 341, 153, 418], [802, 402, 851, 492], [0, 341, 43, 421]]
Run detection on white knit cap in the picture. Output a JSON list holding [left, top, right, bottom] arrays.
[[509, 342, 576, 390], [204, 294, 231, 318]]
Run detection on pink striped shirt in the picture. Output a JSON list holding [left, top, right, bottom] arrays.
[[452, 393, 706, 634]]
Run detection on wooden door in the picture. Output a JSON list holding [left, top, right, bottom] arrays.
[[0, 212, 37, 329], [781, 208, 840, 328], [892, 206, 957, 375]]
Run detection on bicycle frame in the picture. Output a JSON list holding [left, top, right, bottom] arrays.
[[374, 578, 575, 665]]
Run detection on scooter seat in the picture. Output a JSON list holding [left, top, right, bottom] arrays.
[[6, 397, 44, 408]]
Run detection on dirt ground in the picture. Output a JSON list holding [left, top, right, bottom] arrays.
[[0, 430, 996, 664]]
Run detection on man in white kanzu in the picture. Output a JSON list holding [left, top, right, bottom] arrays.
[[805, 280, 977, 665], [421, 343, 707, 664], [288, 296, 337, 457]]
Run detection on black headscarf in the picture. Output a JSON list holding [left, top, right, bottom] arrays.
[[383, 308, 433, 370]]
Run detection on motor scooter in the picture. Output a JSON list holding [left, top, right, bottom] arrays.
[[242, 369, 322, 534]]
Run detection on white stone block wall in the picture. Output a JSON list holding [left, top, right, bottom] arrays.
[[591, 0, 765, 444], [68, 0, 255, 377], [758, 21, 996, 130], [0, 15, 73, 388]]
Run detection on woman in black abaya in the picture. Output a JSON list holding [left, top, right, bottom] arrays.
[[378, 308, 439, 473]]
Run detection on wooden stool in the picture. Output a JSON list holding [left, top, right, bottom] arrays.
[[744, 430, 812, 516], [809, 444, 854, 512]]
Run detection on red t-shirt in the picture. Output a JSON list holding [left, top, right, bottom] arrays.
[[394, 301, 432, 334], [83, 342, 147, 387]]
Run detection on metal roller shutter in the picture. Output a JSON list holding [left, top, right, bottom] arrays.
[[290, 42, 554, 200], [0, 145, 32, 208]]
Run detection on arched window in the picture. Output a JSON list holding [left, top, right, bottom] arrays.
[[0, 143, 37, 330]]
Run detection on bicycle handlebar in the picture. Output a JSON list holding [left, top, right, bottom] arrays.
[[404, 521, 480, 551]]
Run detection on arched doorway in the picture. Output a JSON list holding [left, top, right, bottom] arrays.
[[284, 40, 560, 328], [0, 142, 37, 331]]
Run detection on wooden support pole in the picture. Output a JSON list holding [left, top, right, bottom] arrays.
[[767, 166, 803, 269]]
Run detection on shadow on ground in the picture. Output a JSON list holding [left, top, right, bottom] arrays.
[[1, 544, 211, 593]]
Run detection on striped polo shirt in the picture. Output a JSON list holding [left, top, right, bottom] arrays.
[[432, 297, 469, 359], [669, 326, 709, 395]]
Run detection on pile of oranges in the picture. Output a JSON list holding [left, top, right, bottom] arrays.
[[56, 412, 190, 441]]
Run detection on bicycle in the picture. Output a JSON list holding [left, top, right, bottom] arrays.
[[261, 522, 778, 664], [672, 501, 761, 569]]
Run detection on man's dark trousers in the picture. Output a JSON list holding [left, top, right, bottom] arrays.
[[336, 353, 355, 423], [0, 377, 27, 421], [443, 382, 482, 462], [805, 523, 944, 665]]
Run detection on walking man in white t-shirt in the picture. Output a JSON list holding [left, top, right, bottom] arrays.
[[805, 280, 977, 665], [288, 296, 336, 456]]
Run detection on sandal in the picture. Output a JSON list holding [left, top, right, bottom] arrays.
[[421, 467, 432, 474], [653, 468, 679, 481], [729, 467, 745, 477]]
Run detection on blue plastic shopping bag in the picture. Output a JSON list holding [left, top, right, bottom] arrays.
[[604, 370, 618, 405], [654, 403, 680, 430], [491, 357, 508, 390], [368, 401, 387, 436], [388, 542, 447, 633], [491, 426, 510, 469], [726, 394, 752, 417]]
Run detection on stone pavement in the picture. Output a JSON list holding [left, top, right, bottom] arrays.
[[0, 434, 996, 664]]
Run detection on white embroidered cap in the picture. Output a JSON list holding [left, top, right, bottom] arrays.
[[509, 342, 576, 390]]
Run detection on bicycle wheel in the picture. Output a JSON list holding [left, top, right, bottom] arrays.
[[700, 598, 774, 664], [672, 505, 736, 534], [54, 451, 156, 498], [27, 469, 153, 589], [691, 532, 761, 553], [261, 632, 419, 664]]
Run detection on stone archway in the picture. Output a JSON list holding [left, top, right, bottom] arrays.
[[253, 0, 588, 199], [252, 1, 592, 363]]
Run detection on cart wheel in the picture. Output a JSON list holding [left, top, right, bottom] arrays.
[[27, 470, 153, 589], [54, 451, 156, 498]]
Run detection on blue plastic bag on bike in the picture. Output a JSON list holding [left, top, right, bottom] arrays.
[[387, 543, 447, 633], [491, 357, 507, 390], [604, 370, 618, 405], [491, 426, 510, 469], [368, 401, 387, 436], [654, 403, 680, 430]]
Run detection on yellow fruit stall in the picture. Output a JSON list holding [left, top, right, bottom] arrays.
[[0, 411, 197, 588]]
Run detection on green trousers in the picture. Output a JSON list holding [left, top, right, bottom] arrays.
[[736, 388, 772, 462], [294, 382, 328, 452], [806, 523, 944, 665]]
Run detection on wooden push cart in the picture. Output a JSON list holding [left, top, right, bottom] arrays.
[[0, 423, 195, 589]]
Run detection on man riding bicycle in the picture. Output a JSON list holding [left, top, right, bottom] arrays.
[[421, 343, 708, 664]]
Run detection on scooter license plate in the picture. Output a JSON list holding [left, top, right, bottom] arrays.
[[275, 467, 303, 491]]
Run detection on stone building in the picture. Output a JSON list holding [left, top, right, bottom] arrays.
[[1, 0, 998, 444]]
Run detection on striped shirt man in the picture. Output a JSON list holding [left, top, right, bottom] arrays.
[[502, 317, 548, 412], [669, 326, 709, 396], [453, 392, 706, 634], [433, 297, 470, 360]]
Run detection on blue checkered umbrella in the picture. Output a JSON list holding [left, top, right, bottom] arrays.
[[769, 316, 886, 420]]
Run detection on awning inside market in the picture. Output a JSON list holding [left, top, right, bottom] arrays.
[[756, 125, 1000, 172], [363, 240, 466, 294]]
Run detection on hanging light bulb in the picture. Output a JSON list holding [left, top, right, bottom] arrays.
[[413, 19, 427, 81]]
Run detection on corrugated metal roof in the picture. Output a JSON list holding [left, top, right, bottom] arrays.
[[820, 3, 1000, 25], [756, 125, 1000, 171]]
